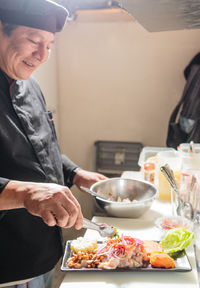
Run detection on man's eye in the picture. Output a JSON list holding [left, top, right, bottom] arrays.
[[29, 39, 38, 44]]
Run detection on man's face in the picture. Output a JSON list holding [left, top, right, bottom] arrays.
[[0, 23, 55, 80]]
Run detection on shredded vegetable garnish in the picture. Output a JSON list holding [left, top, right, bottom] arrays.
[[95, 234, 148, 269], [110, 226, 120, 240]]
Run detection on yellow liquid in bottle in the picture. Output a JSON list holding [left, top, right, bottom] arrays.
[[158, 169, 180, 201]]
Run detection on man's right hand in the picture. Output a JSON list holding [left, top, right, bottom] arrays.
[[0, 181, 83, 229]]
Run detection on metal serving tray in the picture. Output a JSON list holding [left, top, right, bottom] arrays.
[[61, 241, 192, 273]]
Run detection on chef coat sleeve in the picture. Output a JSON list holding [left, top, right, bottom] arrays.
[[62, 155, 80, 188], [0, 177, 10, 220]]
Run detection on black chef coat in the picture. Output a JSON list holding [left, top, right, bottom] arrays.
[[0, 69, 78, 284]]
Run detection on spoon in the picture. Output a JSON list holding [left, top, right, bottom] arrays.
[[187, 175, 198, 221], [189, 141, 195, 153], [80, 186, 107, 200], [160, 164, 193, 219], [83, 218, 116, 237], [160, 164, 181, 216]]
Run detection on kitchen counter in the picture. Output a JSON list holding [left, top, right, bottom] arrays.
[[59, 203, 199, 288], [59, 171, 199, 288]]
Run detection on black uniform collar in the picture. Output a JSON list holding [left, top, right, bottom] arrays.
[[0, 69, 15, 86]]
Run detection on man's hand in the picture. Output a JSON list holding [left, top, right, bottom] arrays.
[[73, 169, 107, 190], [0, 181, 83, 229]]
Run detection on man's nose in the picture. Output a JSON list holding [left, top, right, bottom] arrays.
[[34, 45, 49, 63]]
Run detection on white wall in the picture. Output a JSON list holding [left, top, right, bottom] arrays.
[[56, 17, 200, 171]]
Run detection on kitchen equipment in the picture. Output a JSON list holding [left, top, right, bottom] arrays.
[[158, 150, 182, 201], [80, 186, 107, 200], [94, 141, 143, 177], [62, 0, 200, 33], [160, 164, 194, 220], [138, 147, 175, 168], [82, 218, 115, 237], [138, 147, 175, 186], [155, 215, 193, 234], [90, 178, 157, 218]]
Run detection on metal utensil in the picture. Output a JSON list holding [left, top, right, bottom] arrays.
[[160, 164, 180, 216], [189, 141, 195, 153], [160, 164, 179, 195], [83, 218, 116, 237], [187, 175, 198, 221], [80, 186, 107, 200], [90, 178, 157, 218], [160, 164, 193, 219]]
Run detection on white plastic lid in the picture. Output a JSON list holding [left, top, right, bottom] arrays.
[[138, 146, 175, 167]]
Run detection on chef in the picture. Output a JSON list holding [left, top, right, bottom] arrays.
[[0, 0, 106, 287]]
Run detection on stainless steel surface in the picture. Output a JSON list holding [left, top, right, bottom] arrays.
[[61, 0, 200, 32], [189, 141, 195, 153], [59, 0, 119, 19], [83, 218, 115, 237], [80, 186, 107, 200], [119, 0, 200, 32], [90, 178, 157, 218]]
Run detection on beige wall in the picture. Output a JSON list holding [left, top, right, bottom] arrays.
[[56, 17, 200, 172], [33, 14, 200, 225], [33, 14, 200, 173]]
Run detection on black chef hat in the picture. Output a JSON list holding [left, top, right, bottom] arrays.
[[0, 0, 68, 33]]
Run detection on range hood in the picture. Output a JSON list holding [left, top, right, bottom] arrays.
[[59, 0, 200, 32]]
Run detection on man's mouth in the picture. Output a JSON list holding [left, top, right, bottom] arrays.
[[23, 60, 35, 68]]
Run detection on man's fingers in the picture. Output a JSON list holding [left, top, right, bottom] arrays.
[[41, 210, 57, 226], [74, 211, 83, 230], [51, 206, 70, 227], [63, 188, 81, 209], [23, 183, 84, 229], [60, 199, 81, 228]]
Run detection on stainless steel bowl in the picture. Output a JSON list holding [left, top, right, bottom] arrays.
[[90, 178, 157, 218]]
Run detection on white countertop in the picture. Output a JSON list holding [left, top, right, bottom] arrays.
[[59, 172, 199, 288]]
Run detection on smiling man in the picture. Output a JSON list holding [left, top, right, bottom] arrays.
[[0, 1, 106, 288], [0, 26, 55, 79]]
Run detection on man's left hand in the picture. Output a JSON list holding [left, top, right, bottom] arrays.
[[73, 169, 107, 190]]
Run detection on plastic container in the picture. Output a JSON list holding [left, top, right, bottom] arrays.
[[138, 147, 175, 186], [157, 150, 182, 201], [178, 143, 200, 154], [155, 216, 193, 232], [138, 147, 174, 168], [177, 144, 200, 203]]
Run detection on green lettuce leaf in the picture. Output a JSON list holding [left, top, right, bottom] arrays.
[[161, 228, 194, 253]]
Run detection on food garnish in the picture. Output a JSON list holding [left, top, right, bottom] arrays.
[[161, 228, 194, 254], [150, 252, 175, 269], [110, 226, 120, 240]]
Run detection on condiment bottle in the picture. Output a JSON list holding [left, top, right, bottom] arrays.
[[143, 162, 155, 184]]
